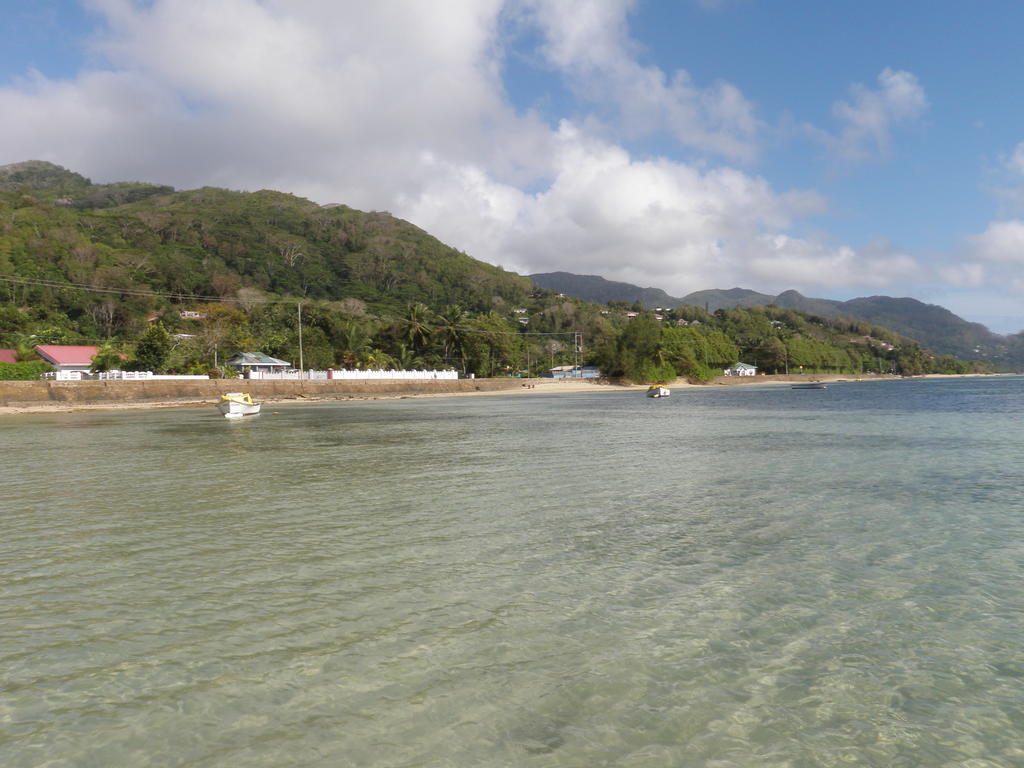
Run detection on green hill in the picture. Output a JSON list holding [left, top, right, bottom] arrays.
[[529, 271, 1014, 365], [0, 161, 532, 329]]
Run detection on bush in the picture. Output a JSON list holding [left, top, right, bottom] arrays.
[[0, 361, 54, 380]]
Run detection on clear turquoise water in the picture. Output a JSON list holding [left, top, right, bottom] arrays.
[[3, 377, 1024, 766]]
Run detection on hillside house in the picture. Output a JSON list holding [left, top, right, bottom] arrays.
[[0, 349, 17, 364], [34, 345, 100, 372]]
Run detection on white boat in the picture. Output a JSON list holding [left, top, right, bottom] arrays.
[[647, 386, 670, 398], [217, 392, 261, 418]]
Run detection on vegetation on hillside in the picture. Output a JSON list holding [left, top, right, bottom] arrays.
[[593, 305, 991, 383], [0, 161, 995, 381]]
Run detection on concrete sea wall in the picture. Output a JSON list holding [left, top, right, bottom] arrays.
[[0, 377, 525, 407]]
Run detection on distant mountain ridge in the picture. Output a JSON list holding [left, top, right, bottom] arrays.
[[526, 272, 681, 308], [529, 271, 1012, 362]]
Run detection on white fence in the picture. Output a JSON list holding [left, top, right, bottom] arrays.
[[246, 369, 458, 381], [42, 370, 84, 380], [246, 370, 328, 380], [327, 369, 458, 381], [43, 370, 209, 381]]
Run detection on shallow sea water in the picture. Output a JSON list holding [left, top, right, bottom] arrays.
[[3, 376, 1024, 766]]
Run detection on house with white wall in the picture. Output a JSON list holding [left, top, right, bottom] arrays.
[[34, 345, 100, 372], [724, 362, 757, 376], [226, 352, 291, 375]]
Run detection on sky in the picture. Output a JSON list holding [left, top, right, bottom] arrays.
[[2, 1, 1024, 333]]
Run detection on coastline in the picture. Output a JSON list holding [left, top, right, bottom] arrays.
[[0, 372, 997, 416], [0, 378, 646, 415]]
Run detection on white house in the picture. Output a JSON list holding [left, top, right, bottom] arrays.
[[724, 362, 758, 376], [226, 352, 291, 375], [34, 345, 101, 372]]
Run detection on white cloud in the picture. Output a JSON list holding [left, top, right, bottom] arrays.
[[934, 221, 1024, 319], [521, 0, 761, 161], [1006, 142, 1024, 175], [4, 0, 553, 195], [747, 236, 920, 291], [402, 123, 923, 297], [827, 68, 928, 161], [938, 262, 986, 289], [966, 220, 1024, 264], [0, 1, 924, 304]]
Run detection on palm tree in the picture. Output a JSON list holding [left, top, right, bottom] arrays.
[[393, 343, 422, 371], [400, 302, 433, 353], [337, 322, 372, 368], [435, 304, 467, 370], [358, 348, 395, 370]]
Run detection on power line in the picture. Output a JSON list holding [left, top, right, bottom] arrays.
[[0, 273, 289, 304]]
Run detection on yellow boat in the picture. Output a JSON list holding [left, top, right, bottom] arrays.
[[216, 392, 261, 418]]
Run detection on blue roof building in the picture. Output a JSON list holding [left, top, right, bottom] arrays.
[[226, 352, 291, 374]]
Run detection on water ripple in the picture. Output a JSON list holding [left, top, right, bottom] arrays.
[[3, 380, 1024, 765]]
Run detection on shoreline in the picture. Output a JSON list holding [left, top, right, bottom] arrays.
[[0, 372, 998, 415], [0, 378, 647, 415]]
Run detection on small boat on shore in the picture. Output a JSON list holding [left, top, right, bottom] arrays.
[[647, 386, 670, 398], [217, 392, 261, 418], [791, 383, 827, 390]]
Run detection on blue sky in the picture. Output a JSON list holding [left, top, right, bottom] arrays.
[[2, 1, 1024, 332]]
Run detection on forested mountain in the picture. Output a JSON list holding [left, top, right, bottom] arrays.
[[530, 271, 1018, 365], [0, 161, 1000, 379], [0, 161, 532, 324]]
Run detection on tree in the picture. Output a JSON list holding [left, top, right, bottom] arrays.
[[400, 302, 434, 352], [129, 322, 172, 372], [756, 337, 788, 374], [358, 348, 395, 370], [392, 343, 422, 370], [90, 343, 124, 373], [337, 322, 372, 368], [435, 304, 467, 369], [0, 305, 27, 346], [593, 314, 673, 382], [14, 340, 38, 363], [462, 312, 519, 377], [197, 303, 248, 364]]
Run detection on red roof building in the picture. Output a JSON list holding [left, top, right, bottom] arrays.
[[0, 349, 17, 364], [34, 345, 100, 371]]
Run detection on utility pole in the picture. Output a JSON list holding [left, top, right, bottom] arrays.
[[297, 301, 304, 378], [574, 332, 582, 377]]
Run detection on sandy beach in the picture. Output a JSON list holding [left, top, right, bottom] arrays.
[[0, 378, 648, 415]]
